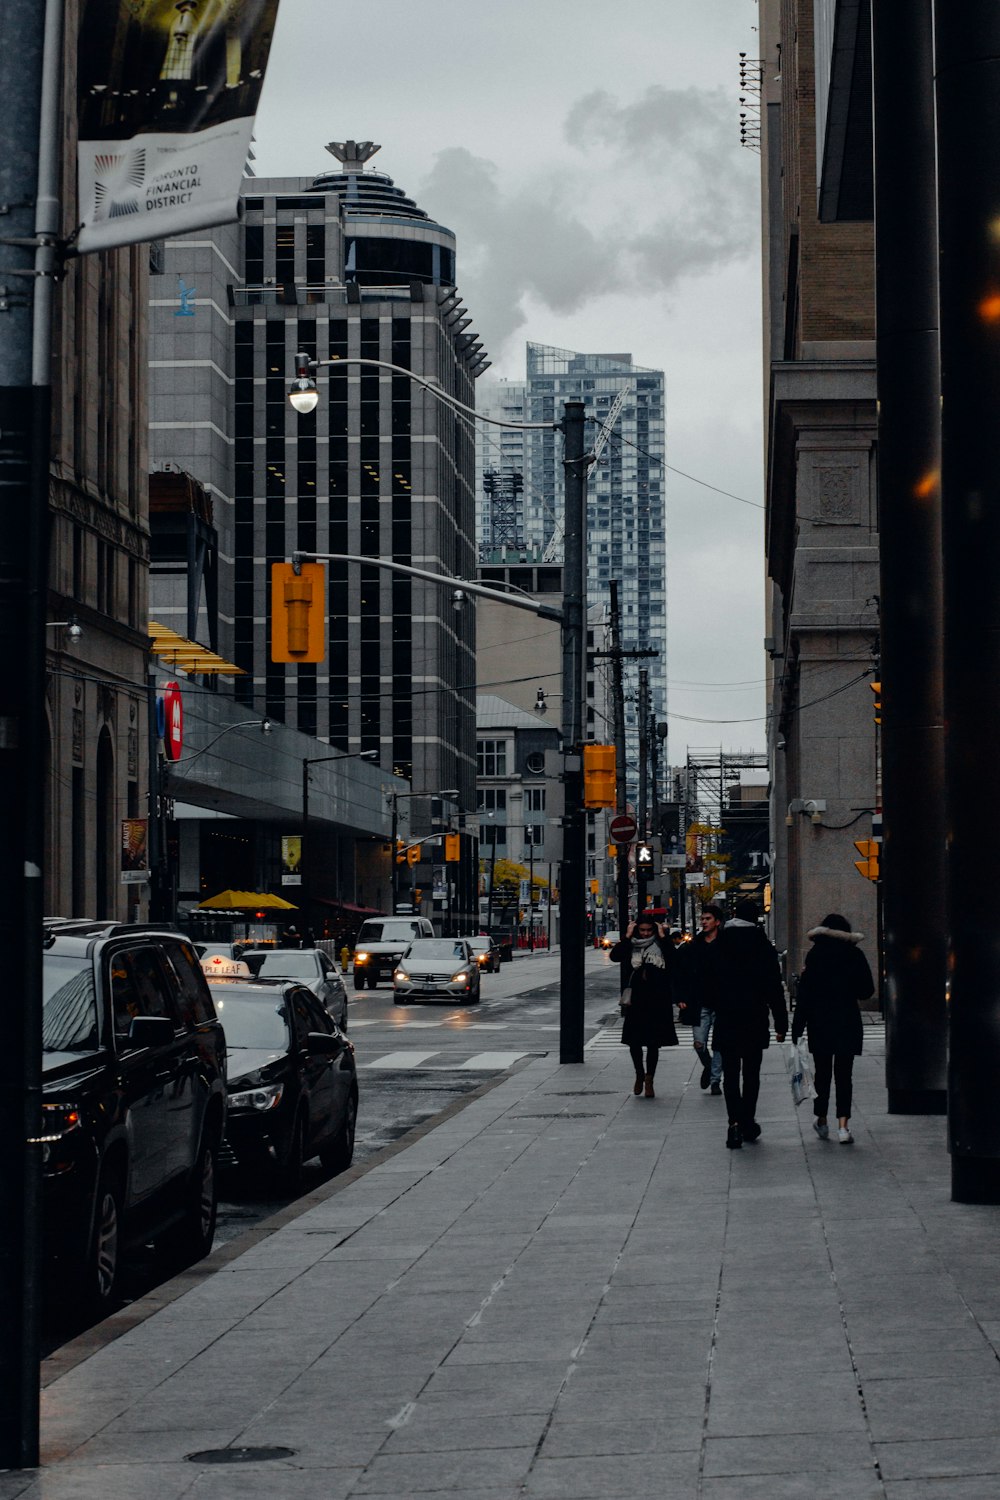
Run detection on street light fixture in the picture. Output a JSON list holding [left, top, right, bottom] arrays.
[[288, 352, 590, 1063]]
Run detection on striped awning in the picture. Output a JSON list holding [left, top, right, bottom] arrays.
[[149, 623, 243, 675]]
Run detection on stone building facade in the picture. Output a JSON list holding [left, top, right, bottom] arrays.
[[761, 0, 880, 977]]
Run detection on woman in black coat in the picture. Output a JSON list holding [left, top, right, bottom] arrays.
[[791, 913, 874, 1144], [609, 915, 678, 1099]]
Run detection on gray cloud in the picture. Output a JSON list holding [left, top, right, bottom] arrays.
[[418, 84, 757, 365]]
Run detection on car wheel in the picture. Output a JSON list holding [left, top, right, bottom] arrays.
[[171, 1132, 219, 1265], [366, 973, 378, 990], [79, 1165, 123, 1310], [319, 1087, 357, 1173], [352, 974, 366, 991], [277, 1109, 308, 1192]]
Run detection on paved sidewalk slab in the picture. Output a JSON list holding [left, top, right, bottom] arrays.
[[4, 1033, 1000, 1498]]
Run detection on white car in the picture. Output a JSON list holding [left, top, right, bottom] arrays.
[[393, 939, 481, 1005]]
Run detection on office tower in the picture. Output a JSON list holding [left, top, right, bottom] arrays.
[[478, 344, 666, 799]]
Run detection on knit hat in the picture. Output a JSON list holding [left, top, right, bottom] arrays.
[[733, 900, 760, 924], [819, 912, 851, 932]]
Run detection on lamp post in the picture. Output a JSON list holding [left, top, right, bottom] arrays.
[[289, 355, 590, 1062], [301, 748, 379, 927], [388, 789, 460, 915]]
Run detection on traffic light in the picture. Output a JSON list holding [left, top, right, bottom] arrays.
[[444, 833, 461, 862], [395, 840, 406, 864], [870, 681, 881, 725], [589, 878, 599, 895], [271, 562, 326, 663], [583, 744, 616, 809], [407, 844, 421, 866], [854, 839, 880, 881], [636, 843, 655, 870]]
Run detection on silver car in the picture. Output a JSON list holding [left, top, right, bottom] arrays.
[[393, 939, 481, 1006], [241, 948, 349, 1029]]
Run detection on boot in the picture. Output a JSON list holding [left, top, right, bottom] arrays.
[[644, 1074, 655, 1098], [633, 1073, 644, 1096]]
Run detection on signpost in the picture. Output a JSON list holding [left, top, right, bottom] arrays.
[[609, 813, 637, 844]]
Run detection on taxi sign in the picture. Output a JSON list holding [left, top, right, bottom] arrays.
[[201, 955, 252, 978]]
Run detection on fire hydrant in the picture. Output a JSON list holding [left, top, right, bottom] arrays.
[[340, 945, 351, 973]]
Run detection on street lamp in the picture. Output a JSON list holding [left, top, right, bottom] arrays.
[[288, 353, 590, 1063], [301, 748, 378, 922], [167, 717, 271, 766]]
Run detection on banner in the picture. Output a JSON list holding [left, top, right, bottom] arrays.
[[120, 818, 149, 884], [280, 835, 302, 886], [76, 0, 280, 254]]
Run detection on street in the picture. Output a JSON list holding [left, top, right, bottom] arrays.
[[42, 948, 622, 1354]]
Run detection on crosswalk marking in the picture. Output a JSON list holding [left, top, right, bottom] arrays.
[[362, 1051, 440, 1069], [457, 1051, 528, 1070], [360, 1050, 531, 1072], [586, 1023, 623, 1050]]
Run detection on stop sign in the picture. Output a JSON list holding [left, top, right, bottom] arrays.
[[609, 813, 637, 843], [161, 681, 184, 761]]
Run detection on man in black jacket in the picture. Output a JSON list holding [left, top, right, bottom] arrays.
[[676, 905, 726, 1095], [714, 900, 787, 1149]]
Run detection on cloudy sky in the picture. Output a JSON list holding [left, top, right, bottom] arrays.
[[252, 0, 767, 762]]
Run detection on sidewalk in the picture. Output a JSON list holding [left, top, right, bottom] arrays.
[[5, 1026, 1000, 1499]]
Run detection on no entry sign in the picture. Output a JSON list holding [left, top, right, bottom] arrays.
[[609, 813, 637, 843]]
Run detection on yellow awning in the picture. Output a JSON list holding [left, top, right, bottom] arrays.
[[197, 890, 299, 911], [149, 622, 244, 675]]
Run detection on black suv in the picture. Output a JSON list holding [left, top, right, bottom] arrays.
[[42, 922, 227, 1308]]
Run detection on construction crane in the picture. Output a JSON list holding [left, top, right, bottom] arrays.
[[542, 384, 631, 562]]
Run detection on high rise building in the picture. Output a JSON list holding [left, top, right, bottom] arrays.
[[149, 142, 486, 927], [477, 344, 666, 799]]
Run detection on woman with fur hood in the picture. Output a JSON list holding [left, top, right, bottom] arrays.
[[791, 914, 875, 1144]]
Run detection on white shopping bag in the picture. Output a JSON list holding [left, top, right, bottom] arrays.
[[784, 1038, 815, 1106]]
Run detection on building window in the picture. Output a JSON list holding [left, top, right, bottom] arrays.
[[524, 787, 546, 813], [524, 825, 545, 849], [476, 788, 507, 813], [479, 822, 507, 849], [477, 739, 507, 777]]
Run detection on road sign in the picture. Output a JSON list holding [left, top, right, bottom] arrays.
[[161, 680, 184, 761], [609, 813, 637, 843]]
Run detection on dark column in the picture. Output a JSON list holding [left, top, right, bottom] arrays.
[[871, 0, 947, 1113], [559, 401, 587, 1063], [934, 4, 1000, 1200]]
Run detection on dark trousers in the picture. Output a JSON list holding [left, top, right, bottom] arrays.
[[812, 1052, 854, 1119], [721, 1047, 763, 1125], [629, 1044, 660, 1078]]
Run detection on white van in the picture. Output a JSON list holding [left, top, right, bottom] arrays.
[[353, 915, 435, 989]]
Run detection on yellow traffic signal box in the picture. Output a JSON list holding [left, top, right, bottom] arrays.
[[395, 840, 406, 864], [854, 839, 880, 881], [870, 681, 882, 724], [583, 744, 616, 809], [271, 563, 326, 663], [407, 844, 421, 866], [444, 833, 461, 862]]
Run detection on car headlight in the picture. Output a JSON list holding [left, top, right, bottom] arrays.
[[229, 1082, 284, 1112], [451, 971, 469, 984], [394, 969, 410, 983], [355, 951, 369, 964], [39, 1103, 83, 1142]]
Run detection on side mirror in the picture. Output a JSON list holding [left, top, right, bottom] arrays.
[[128, 1015, 175, 1049], [307, 1031, 341, 1056]]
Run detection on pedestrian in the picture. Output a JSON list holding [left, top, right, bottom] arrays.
[[714, 900, 787, 1149], [676, 904, 726, 1096], [281, 924, 301, 949], [610, 915, 678, 1099], [791, 913, 874, 1145]]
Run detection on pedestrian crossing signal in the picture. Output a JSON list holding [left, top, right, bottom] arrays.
[[636, 843, 654, 868], [853, 839, 879, 881]]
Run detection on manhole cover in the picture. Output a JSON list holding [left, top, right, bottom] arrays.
[[187, 1447, 295, 1465], [548, 1090, 618, 1096], [515, 1111, 604, 1119]]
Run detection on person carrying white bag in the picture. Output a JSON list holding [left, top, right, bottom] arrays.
[[784, 1037, 815, 1106], [791, 914, 875, 1145]]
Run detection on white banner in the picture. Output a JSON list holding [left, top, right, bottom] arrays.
[[76, 0, 280, 255]]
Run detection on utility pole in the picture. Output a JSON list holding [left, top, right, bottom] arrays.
[[934, 5, 1000, 1202], [871, 0, 947, 1116], [636, 670, 649, 912], [559, 401, 587, 1063], [608, 582, 631, 955], [0, 0, 59, 1467]]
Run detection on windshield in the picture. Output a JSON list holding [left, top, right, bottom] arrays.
[[254, 952, 318, 979], [43, 956, 100, 1053], [405, 941, 468, 962], [213, 994, 289, 1051], [358, 920, 421, 943]]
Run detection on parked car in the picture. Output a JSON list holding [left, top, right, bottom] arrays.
[[487, 929, 515, 964], [240, 948, 349, 1028], [195, 941, 245, 963], [353, 916, 435, 990], [460, 935, 501, 973], [392, 938, 481, 1005], [208, 978, 357, 1187], [41, 921, 227, 1309]]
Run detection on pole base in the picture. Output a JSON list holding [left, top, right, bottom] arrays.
[[952, 1155, 1000, 1204], [887, 1088, 947, 1116]]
